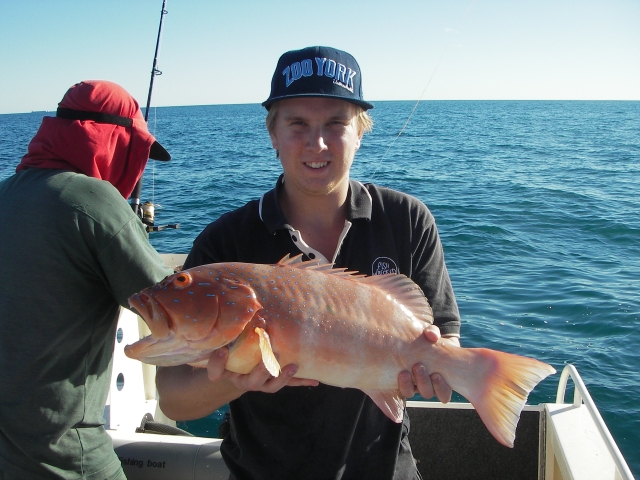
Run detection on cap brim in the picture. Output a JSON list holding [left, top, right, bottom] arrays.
[[149, 140, 171, 161], [262, 94, 374, 111]]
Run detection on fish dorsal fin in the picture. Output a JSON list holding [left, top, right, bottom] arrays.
[[277, 253, 325, 269], [276, 255, 433, 324], [276, 254, 364, 277], [358, 274, 434, 324], [277, 253, 306, 265]]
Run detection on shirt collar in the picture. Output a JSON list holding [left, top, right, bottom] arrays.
[[259, 174, 373, 233], [348, 179, 373, 221]]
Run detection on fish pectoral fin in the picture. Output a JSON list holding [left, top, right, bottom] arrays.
[[363, 389, 405, 423], [255, 327, 281, 377]]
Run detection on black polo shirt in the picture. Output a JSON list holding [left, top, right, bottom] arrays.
[[184, 176, 461, 480]]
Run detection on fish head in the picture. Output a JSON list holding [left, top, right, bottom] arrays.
[[128, 266, 262, 348]]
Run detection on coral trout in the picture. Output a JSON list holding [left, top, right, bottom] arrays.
[[126, 255, 555, 447]]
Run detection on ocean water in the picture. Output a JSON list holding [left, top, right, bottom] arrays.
[[1, 101, 638, 476]]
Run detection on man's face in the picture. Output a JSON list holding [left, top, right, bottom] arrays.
[[269, 97, 363, 199]]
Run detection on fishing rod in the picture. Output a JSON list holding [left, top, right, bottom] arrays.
[[130, 0, 179, 232], [369, 0, 478, 180]]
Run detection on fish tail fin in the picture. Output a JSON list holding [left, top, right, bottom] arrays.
[[455, 348, 555, 448]]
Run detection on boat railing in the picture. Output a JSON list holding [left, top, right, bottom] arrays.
[[553, 364, 634, 480]]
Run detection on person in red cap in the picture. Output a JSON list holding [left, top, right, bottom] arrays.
[[157, 47, 461, 479], [0, 80, 173, 479]]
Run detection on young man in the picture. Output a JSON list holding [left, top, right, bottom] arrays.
[[157, 46, 461, 479], [0, 81, 174, 479]]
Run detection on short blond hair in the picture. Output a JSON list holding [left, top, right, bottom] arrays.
[[265, 101, 373, 136]]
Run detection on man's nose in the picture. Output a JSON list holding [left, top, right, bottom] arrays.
[[306, 126, 328, 152]]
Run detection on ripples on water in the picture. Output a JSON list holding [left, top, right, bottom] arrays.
[[1, 101, 638, 475]]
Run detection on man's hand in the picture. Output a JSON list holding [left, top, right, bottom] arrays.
[[397, 325, 459, 403], [206, 346, 319, 394]]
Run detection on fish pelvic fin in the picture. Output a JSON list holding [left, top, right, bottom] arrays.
[[256, 327, 281, 377], [363, 389, 405, 423], [458, 348, 556, 448]]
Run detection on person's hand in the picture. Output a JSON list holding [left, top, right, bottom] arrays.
[[397, 325, 457, 403], [206, 346, 319, 394]]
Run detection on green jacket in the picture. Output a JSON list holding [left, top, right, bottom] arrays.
[[0, 169, 172, 479]]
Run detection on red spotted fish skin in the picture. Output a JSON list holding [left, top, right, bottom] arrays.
[[126, 255, 556, 448], [128, 257, 434, 390], [224, 260, 434, 390]]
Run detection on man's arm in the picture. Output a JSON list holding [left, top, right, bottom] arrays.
[[156, 353, 318, 421]]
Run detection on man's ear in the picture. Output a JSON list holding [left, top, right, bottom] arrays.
[[269, 131, 279, 151]]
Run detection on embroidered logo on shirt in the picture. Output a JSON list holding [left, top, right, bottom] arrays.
[[371, 257, 399, 276]]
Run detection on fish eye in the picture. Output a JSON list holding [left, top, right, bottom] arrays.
[[173, 272, 192, 289]]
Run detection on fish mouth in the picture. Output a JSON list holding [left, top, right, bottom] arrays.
[[129, 293, 153, 320], [129, 293, 173, 332]]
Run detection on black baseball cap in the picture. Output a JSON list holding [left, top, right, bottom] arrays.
[[262, 46, 374, 111]]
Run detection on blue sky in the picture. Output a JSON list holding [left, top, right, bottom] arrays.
[[1, 0, 638, 114]]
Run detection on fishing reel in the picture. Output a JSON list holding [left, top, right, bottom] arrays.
[[137, 201, 180, 233]]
